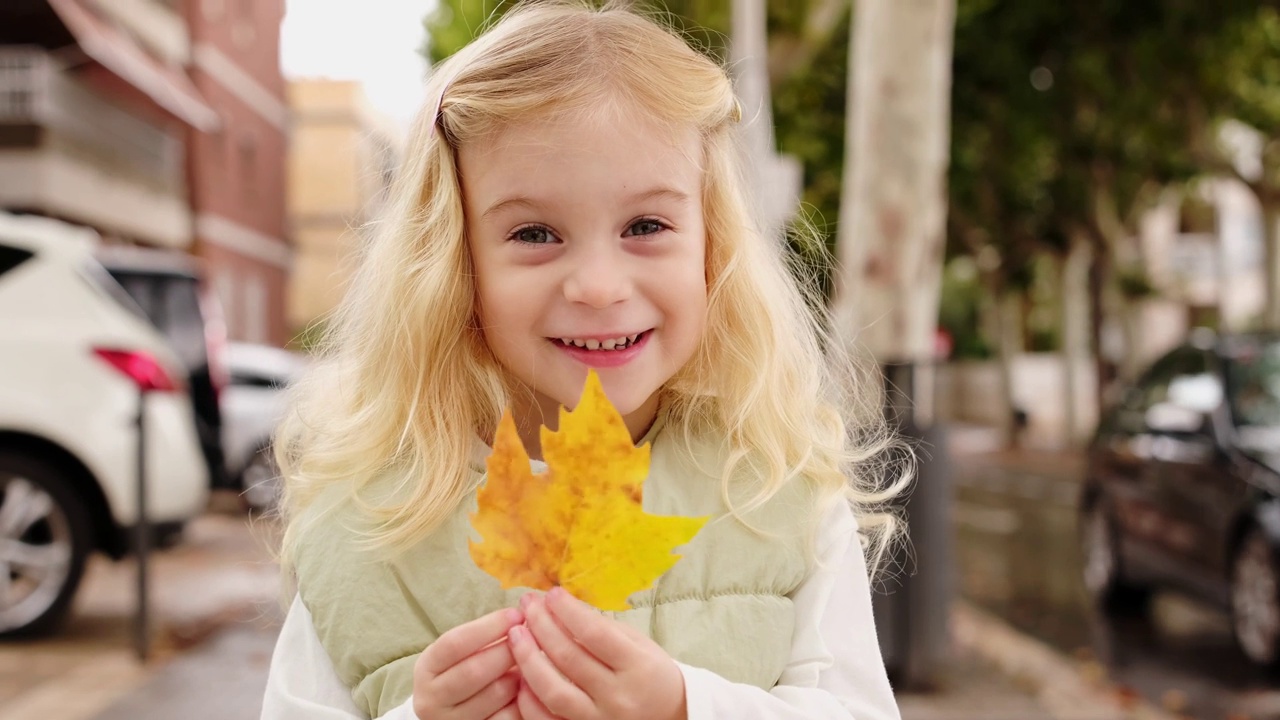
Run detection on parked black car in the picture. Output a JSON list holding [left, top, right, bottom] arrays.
[[1081, 331, 1280, 667], [95, 247, 230, 490]]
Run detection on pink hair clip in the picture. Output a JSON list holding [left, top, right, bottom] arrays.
[[426, 66, 462, 140]]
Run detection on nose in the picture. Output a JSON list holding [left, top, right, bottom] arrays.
[[562, 243, 633, 308]]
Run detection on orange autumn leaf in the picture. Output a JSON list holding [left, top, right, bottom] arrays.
[[469, 370, 707, 611]]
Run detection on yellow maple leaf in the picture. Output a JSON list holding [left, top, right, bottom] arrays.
[[469, 370, 707, 611]]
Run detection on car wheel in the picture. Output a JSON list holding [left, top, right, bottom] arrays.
[[240, 444, 281, 514], [1080, 499, 1151, 615], [0, 452, 92, 637], [1231, 529, 1280, 667]]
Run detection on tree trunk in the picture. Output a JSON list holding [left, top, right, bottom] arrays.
[[996, 290, 1022, 448], [1118, 297, 1145, 380], [831, 0, 956, 406], [1061, 233, 1093, 448], [1088, 244, 1117, 410], [1264, 201, 1280, 330]]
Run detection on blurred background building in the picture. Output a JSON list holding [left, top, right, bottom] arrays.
[[0, 0, 289, 345], [187, 0, 290, 346], [286, 78, 400, 339]]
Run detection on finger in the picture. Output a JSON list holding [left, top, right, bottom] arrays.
[[487, 701, 523, 720], [510, 625, 591, 718], [424, 607, 524, 675], [516, 676, 561, 720], [525, 594, 613, 695], [546, 587, 635, 669], [433, 639, 517, 707], [450, 670, 520, 719]]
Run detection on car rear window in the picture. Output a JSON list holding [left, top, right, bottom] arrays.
[[77, 261, 151, 321], [0, 243, 34, 279], [107, 270, 208, 372], [1225, 338, 1280, 430]]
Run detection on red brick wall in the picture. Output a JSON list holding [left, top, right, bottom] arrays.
[[184, 0, 290, 346], [185, 78, 288, 237], [187, 0, 286, 97]]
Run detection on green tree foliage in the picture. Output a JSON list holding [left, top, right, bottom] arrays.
[[946, 0, 1278, 363], [424, 0, 731, 65], [1194, 7, 1280, 327], [768, 5, 849, 250]]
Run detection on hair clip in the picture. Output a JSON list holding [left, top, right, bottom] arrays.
[[426, 67, 463, 140]]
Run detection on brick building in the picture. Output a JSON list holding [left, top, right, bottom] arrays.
[[0, 0, 290, 346], [0, 0, 214, 248], [185, 0, 289, 345], [286, 79, 399, 338]]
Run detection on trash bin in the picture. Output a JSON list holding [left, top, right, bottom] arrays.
[[871, 363, 953, 690]]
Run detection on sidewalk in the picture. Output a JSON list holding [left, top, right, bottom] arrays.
[[0, 496, 282, 720]]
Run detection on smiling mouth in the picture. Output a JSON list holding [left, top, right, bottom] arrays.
[[551, 330, 650, 351]]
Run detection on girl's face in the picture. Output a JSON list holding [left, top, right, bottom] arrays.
[[460, 105, 708, 441]]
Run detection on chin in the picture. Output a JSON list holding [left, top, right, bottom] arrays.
[[592, 379, 658, 417]]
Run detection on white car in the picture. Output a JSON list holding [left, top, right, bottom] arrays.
[[0, 212, 210, 637], [222, 342, 306, 511]]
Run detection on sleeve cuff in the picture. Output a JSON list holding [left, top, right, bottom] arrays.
[[677, 661, 720, 720], [381, 696, 418, 720]]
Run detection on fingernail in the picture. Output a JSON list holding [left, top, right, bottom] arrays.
[[506, 608, 523, 624], [509, 626, 525, 645], [549, 586, 566, 602], [519, 593, 533, 611]]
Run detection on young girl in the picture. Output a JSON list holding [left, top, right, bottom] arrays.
[[262, 2, 908, 719]]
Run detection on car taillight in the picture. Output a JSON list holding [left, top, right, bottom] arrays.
[[93, 348, 183, 392]]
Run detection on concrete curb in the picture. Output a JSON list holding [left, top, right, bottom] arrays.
[[952, 600, 1179, 720]]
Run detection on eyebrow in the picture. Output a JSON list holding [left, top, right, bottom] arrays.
[[480, 186, 693, 220]]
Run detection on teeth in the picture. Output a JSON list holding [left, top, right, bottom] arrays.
[[559, 333, 642, 350]]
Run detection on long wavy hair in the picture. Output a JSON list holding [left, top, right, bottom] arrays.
[[277, 0, 910, 577]]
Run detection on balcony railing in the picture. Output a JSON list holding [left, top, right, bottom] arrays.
[[0, 47, 183, 182]]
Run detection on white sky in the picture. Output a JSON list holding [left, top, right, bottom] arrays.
[[281, 0, 437, 128]]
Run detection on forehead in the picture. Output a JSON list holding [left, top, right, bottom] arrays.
[[457, 106, 705, 207]]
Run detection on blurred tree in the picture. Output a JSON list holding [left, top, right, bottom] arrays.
[[1190, 8, 1280, 329], [424, 1, 731, 64], [830, 0, 956, 378], [946, 0, 1273, 437]]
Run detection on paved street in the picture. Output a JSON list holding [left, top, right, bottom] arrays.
[[0, 498, 281, 720], [954, 451, 1280, 720]]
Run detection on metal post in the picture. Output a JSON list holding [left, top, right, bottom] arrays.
[[135, 386, 150, 662]]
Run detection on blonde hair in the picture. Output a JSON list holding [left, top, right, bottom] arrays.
[[277, 0, 909, 577]]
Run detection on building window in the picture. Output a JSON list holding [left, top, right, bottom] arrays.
[[233, 0, 256, 48], [239, 134, 258, 206], [215, 270, 237, 341], [245, 272, 268, 343], [204, 0, 225, 21]]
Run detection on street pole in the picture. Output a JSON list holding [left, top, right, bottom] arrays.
[[135, 385, 150, 662]]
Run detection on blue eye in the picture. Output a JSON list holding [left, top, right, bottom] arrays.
[[626, 219, 668, 237], [511, 226, 556, 245]]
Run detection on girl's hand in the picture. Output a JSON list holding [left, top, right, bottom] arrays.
[[413, 607, 527, 720], [510, 588, 687, 720]]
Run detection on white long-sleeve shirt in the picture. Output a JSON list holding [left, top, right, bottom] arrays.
[[261, 500, 901, 720]]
